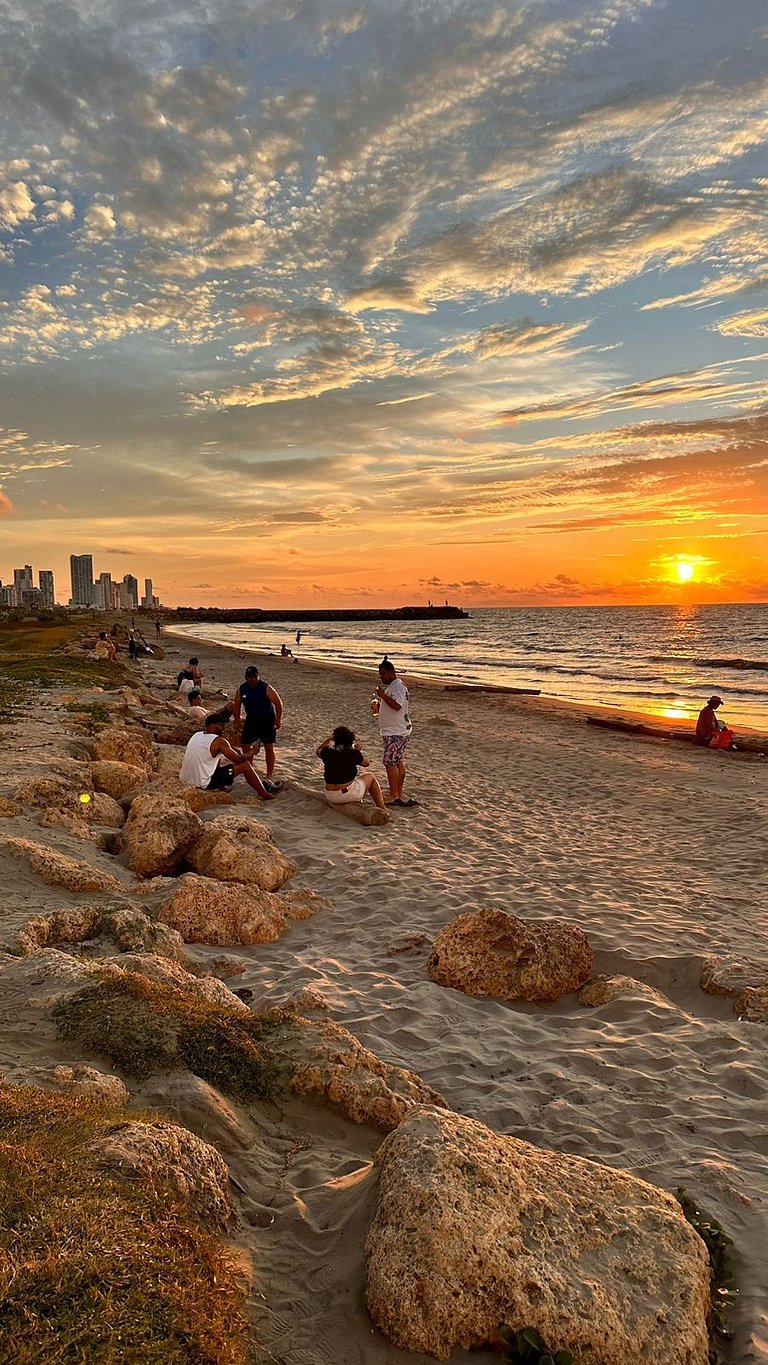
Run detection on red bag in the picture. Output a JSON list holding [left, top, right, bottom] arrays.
[[709, 728, 734, 750]]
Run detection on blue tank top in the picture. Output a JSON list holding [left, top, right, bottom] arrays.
[[239, 679, 275, 720]]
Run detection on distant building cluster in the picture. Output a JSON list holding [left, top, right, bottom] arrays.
[[0, 555, 161, 612]]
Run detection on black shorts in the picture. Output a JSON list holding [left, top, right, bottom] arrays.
[[242, 716, 277, 746], [207, 762, 235, 790]]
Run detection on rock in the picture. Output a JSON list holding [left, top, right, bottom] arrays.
[[208, 955, 247, 978], [38, 809, 94, 842], [275, 1014, 447, 1132], [138, 1073, 250, 1154], [91, 1120, 234, 1228], [0, 837, 123, 894], [15, 905, 101, 953], [46, 1064, 130, 1104], [92, 727, 156, 774], [0, 796, 21, 818], [185, 814, 296, 891], [365, 1107, 711, 1363], [0, 947, 103, 999], [90, 760, 149, 800], [156, 873, 307, 945], [283, 987, 331, 1014], [389, 931, 429, 955], [121, 776, 234, 814], [701, 955, 768, 998], [99, 907, 188, 962], [427, 908, 593, 1003], [100, 954, 249, 1011], [119, 795, 203, 877], [14, 775, 78, 808], [85, 791, 127, 827], [734, 986, 768, 1022], [578, 975, 669, 1008]]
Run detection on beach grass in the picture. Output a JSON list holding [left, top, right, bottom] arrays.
[[0, 619, 128, 697], [54, 972, 286, 1102], [0, 1085, 249, 1364]]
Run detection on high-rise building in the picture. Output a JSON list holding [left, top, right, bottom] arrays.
[[39, 570, 55, 609], [0, 584, 15, 608], [141, 578, 154, 608], [13, 565, 33, 606], [122, 574, 139, 610], [70, 554, 94, 607], [92, 571, 113, 611]]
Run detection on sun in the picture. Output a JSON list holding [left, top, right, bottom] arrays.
[[675, 559, 695, 582]]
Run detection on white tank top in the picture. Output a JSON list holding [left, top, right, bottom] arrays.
[[179, 731, 222, 788]]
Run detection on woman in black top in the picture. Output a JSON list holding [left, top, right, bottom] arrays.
[[316, 726, 386, 810]]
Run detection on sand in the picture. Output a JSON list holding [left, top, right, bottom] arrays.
[[1, 627, 767, 1363]]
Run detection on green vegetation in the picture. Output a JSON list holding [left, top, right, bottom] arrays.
[[0, 620, 126, 697], [64, 699, 113, 732], [0, 1084, 249, 1363], [54, 972, 286, 1102], [500, 1326, 573, 1365], [677, 1186, 737, 1362]]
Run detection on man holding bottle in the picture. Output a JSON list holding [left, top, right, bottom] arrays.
[[372, 658, 416, 807]]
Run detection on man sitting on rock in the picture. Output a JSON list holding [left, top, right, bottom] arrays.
[[179, 709, 275, 799]]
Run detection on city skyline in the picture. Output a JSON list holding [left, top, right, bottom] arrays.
[[0, 1, 766, 608], [0, 554, 159, 610]]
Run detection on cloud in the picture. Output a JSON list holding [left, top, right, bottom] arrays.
[[476, 316, 590, 358], [715, 308, 768, 338], [345, 280, 434, 314]]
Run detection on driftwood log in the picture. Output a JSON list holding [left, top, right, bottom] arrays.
[[443, 684, 541, 696], [586, 714, 767, 755], [288, 782, 389, 826]]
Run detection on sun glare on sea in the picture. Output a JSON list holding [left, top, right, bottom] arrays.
[[675, 559, 695, 582]]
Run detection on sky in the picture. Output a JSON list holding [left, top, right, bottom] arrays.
[[0, 0, 767, 609]]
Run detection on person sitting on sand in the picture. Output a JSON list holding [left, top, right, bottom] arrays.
[[94, 632, 116, 663], [695, 695, 734, 750], [177, 657, 203, 695], [316, 726, 386, 811], [233, 665, 283, 792], [186, 688, 208, 725], [374, 658, 416, 807], [280, 642, 293, 657], [179, 709, 275, 798]]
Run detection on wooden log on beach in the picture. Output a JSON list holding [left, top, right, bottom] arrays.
[[586, 715, 767, 754], [288, 782, 390, 826], [443, 684, 541, 696]]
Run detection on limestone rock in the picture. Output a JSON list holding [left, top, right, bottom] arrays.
[[274, 1015, 447, 1132], [0, 796, 21, 818], [100, 954, 249, 1011], [0, 837, 123, 894], [428, 908, 593, 1003], [735, 986, 768, 1022], [0, 947, 102, 999], [578, 975, 669, 1008], [15, 905, 101, 953], [99, 907, 188, 961], [138, 1073, 250, 1154], [92, 727, 156, 775], [91, 1120, 234, 1228], [121, 775, 234, 814], [701, 955, 768, 998], [365, 1106, 710, 1363], [38, 809, 94, 842], [185, 814, 296, 891], [44, 1064, 130, 1104], [14, 775, 78, 808], [119, 794, 203, 877], [90, 759, 149, 800], [157, 872, 308, 945], [208, 955, 247, 978]]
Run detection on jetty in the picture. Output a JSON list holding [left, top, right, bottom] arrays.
[[158, 605, 469, 624]]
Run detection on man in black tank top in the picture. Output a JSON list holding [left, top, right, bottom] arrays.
[[232, 665, 284, 788]]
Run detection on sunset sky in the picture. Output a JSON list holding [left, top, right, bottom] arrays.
[[1, 0, 767, 608]]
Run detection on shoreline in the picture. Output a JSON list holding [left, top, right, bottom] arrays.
[[163, 625, 768, 741]]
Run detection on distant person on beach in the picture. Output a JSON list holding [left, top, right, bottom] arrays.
[[296, 630, 302, 645], [695, 695, 734, 749], [128, 630, 138, 660], [233, 665, 283, 790], [374, 658, 416, 807], [94, 632, 116, 663], [179, 710, 274, 798], [155, 619, 161, 637], [177, 657, 203, 695], [316, 726, 386, 811], [186, 688, 208, 725], [280, 643, 293, 657]]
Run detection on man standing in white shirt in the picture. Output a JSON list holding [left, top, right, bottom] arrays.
[[375, 659, 416, 807]]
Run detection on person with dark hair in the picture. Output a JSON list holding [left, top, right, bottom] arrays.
[[232, 665, 283, 791], [186, 688, 208, 725], [316, 726, 386, 810], [374, 658, 416, 807], [95, 632, 116, 663], [695, 695, 734, 749], [177, 657, 203, 695], [179, 710, 275, 797]]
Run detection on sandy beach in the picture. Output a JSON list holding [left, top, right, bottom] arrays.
[[1, 626, 767, 1362]]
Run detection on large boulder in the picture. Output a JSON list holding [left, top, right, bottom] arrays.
[[119, 795, 203, 877], [98, 907, 188, 962], [157, 873, 307, 945], [185, 814, 296, 891], [365, 1107, 710, 1363], [428, 908, 593, 1003], [90, 760, 149, 801], [100, 952, 249, 1011], [91, 1121, 234, 1229], [0, 837, 122, 894], [91, 727, 156, 775], [15, 905, 101, 953], [701, 955, 768, 998]]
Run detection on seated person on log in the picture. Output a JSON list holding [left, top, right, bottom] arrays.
[[94, 631, 117, 662], [316, 725, 386, 811], [179, 709, 276, 799]]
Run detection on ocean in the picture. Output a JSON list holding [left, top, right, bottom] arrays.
[[174, 602, 768, 731]]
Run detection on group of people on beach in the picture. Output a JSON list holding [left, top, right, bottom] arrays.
[[177, 656, 416, 811]]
